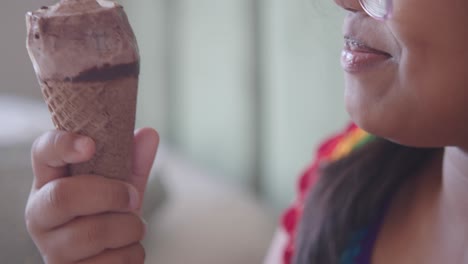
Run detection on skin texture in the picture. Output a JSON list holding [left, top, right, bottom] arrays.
[[26, 128, 158, 264], [334, 0, 468, 263], [336, 0, 468, 148]]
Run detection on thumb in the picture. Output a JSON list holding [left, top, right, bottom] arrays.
[[31, 130, 96, 190], [128, 127, 159, 211]]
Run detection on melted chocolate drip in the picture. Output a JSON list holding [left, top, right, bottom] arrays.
[[65, 61, 139, 82]]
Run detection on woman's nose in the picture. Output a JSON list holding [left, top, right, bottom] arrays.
[[333, 0, 363, 13]]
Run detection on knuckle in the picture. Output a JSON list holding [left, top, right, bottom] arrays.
[[127, 215, 146, 242], [104, 182, 131, 210], [41, 243, 63, 264], [84, 220, 105, 247], [24, 202, 37, 234], [31, 131, 52, 160], [136, 217, 146, 241], [44, 180, 70, 213], [24, 193, 50, 235], [31, 135, 42, 158]]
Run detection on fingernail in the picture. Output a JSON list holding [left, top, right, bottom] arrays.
[[74, 137, 90, 153], [128, 186, 140, 210]]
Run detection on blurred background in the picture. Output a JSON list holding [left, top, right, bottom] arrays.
[[1, 0, 347, 263]]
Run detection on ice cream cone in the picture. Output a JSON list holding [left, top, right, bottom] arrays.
[[41, 77, 137, 180], [26, 0, 140, 180]]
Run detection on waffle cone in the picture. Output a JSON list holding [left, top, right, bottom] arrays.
[[40, 77, 138, 181]]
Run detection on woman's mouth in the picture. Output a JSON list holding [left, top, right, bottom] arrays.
[[341, 36, 392, 73]]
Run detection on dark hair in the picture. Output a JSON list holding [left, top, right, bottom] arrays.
[[292, 137, 440, 263]]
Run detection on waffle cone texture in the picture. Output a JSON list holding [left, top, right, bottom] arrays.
[[41, 78, 137, 180]]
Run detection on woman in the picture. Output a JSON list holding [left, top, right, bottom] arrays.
[[25, 0, 468, 263], [269, 0, 468, 263]]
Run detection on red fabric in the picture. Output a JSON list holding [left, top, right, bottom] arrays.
[[281, 123, 357, 264]]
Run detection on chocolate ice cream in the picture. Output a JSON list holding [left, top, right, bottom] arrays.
[[26, 0, 140, 181]]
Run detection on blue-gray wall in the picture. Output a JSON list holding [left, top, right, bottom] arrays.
[[125, 0, 348, 212]]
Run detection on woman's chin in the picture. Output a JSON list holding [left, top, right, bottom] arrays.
[[346, 100, 407, 144], [347, 107, 446, 148]]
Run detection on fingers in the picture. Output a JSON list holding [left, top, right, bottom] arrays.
[[31, 130, 95, 189], [26, 175, 140, 231], [77, 243, 145, 264], [27, 128, 156, 264], [129, 128, 159, 210], [46, 213, 145, 262]]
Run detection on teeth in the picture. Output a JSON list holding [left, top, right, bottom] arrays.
[[344, 37, 391, 57], [345, 37, 365, 49]]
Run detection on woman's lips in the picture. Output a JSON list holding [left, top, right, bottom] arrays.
[[341, 36, 392, 73]]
